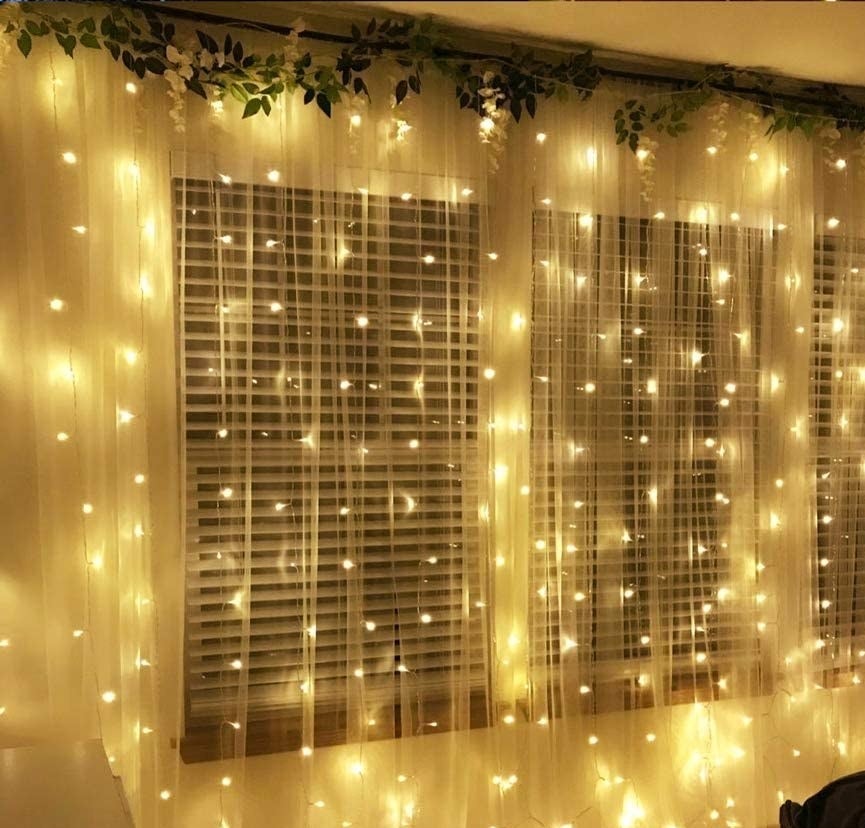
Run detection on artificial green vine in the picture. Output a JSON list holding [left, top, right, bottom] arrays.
[[2, 0, 865, 152]]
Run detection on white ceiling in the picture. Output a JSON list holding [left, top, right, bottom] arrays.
[[163, 1, 865, 87], [350, 1, 865, 86]]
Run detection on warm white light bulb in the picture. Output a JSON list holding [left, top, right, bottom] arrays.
[[483, 367, 496, 380], [827, 217, 840, 229], [102, 690, 116, 703], [61, 151, 77, 165], [536, 132, 547, 144], [159, 790, 171, 801], [355, 315, 369, 328], [422, 254, 435, 264], [266, 169, 280, 183], [270, 301, 283, 312], [349, 113, 362, 127]]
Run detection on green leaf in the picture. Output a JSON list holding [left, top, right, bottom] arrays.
[[144, 56, 164, 74], [17, 31, 32, 57], [261, 97, 271, 116], [80, 33, 100, 49], [55, 33, 76, 57], [25, 19, 42, 37], [316, 91, 332, 117], [186, 78, 206, 99], [78, 17, 96, 34], [242, 98, 261, 118]]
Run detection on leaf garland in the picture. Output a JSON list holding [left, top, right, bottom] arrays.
[[3, 1, 865, 152]]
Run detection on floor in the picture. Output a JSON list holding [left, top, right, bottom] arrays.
[[0, 739, 132, 827]]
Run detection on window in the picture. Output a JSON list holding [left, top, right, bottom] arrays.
[[529, 211, 765, 714], [175, 178, 489, 758], [811, 235, 865, 671]]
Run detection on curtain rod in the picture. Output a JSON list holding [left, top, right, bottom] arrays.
[[143, 1, 861, 114]]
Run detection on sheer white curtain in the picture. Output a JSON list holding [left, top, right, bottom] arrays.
[[2, 12, 865, 828], [0, 41, 177, 828]]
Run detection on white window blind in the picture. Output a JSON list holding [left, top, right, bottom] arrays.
[[530, 212, 764, 711], [175, 177, 489, 747], [811, 235, 865, 667]]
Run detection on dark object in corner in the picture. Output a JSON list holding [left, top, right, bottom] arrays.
[[780, 771, 865, 827]]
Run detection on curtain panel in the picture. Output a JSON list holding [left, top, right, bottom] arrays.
[[1, 17, 865, 828]]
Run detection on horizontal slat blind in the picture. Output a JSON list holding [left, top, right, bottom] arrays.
[[811, 235, 865, 665], [175, 178, 488, 726], [530, 212, 763, 709]]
